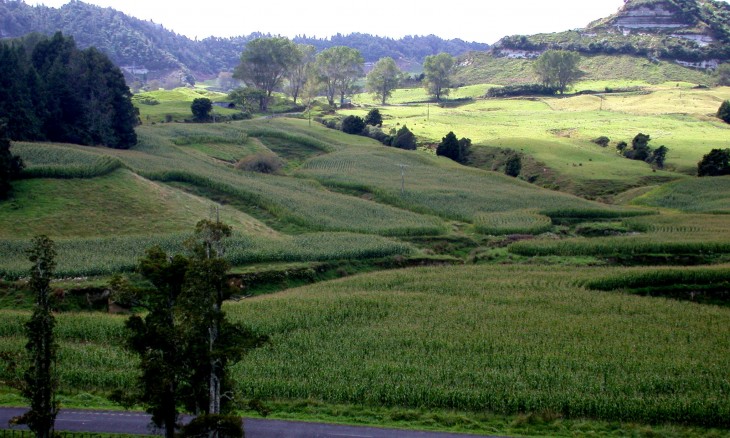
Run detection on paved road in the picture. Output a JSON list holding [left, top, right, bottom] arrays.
[[0, 407, 502, 437]]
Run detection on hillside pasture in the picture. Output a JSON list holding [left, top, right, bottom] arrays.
[[454, 54, 715, 87], [296, 141, 628, 222], [346, 86, 730, 195], [133, 87, 241, 124], [0, 169, 276, 239]]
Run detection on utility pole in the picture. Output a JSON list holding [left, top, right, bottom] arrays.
[[397, 164, 409, 195]]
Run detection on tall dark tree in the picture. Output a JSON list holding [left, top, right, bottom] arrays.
[[0, 43, 42, 140], [12, 236, 59, 438], [178, 220, 266, 435], [0, 121, 24, 200], [0, 32, 138, 148], [123, 247, 190, 438], [120, 220, 266, 438]]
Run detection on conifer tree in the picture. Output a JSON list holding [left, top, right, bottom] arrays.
[[13, 236, 59, 438]]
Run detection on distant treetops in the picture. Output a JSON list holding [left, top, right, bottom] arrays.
[[0, 32, 138, 149], [232, 36, 460, 110]]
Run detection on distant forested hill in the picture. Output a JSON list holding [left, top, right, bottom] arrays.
[[0, 0, 488, 79]]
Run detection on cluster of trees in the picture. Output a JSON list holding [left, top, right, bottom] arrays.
[[11, 220, 264, 437], [0, 122, 24, 200], [0, 32, 138, 148], [616, 133, 669, 169], [436, 132, 471, 164], [114, 219, 265, 437], [232, 36, 459, 112], [332, 110, 417, 151], [233, 38, 363, 111]]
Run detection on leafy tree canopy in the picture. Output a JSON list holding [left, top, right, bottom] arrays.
[[366, 57, 402, 105], [423, 53, 455, 101], [534, 50, 582, 94], [233, 37, 299, 112]]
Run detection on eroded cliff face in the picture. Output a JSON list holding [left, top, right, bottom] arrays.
[[612, 3, 690, 29]]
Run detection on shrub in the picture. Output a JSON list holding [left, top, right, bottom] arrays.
[[697, 148, 730, 177], [364, 109, 383, 127], [391, 125, 417, 150], [235, 153, 284, 174], [592, 136, 610, 147], [341, 115, 366, 135], [363, 125, 392, 145], [486, 84, 558, 98], [505, 154, 522, 177], [718, 100, 730, 124]]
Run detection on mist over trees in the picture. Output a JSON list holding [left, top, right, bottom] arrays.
[[0, 32, 138, 148]]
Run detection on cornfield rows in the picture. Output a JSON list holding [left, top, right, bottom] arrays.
[[2, 265, 726, 427]]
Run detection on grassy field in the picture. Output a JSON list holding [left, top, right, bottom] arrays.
[[345, 86, 730, 197], [133, 87, 241, 124], [454, 54, 715, 87], [2, 264, 728, 430]]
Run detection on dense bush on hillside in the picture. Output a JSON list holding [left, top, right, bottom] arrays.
[[617, 134, 668, 169], [486, 84, 558, 98], [0, 32, 138, 148], [718, 100, 730, 124], [436, 132, 471, 164], [698, 148, 730, 176]]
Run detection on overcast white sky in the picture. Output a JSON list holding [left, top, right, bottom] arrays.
[[22, 0, 721, 44]]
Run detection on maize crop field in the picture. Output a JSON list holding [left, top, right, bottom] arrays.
[[2, 264, 729, 427]]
